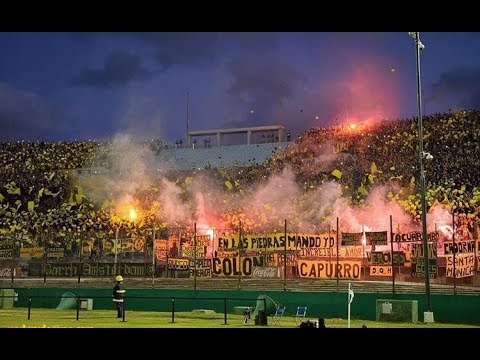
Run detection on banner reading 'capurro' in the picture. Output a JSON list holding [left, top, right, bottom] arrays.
[[297, 259, 361, 279]]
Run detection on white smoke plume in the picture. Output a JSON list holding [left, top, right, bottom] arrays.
[[76, 133, 157, 218], [74, 133, 416, 236], [331, 185, 414, 233]]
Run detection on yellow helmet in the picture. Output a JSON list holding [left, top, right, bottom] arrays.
[[115, 275, 124, 282]]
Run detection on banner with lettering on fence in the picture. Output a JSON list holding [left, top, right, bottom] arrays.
[[396, 243, 412, 266], [189, 258, 212, 277], [446, 254, 475, 278], [131, 237, 145, 252], [168, 258, 189, 271], [47, 246, 65, 258], [118, 237, 146, 253], [217, 233, 335, 252], [0, 249, 13, 259], [365, 231, 388, 245], [340, 232, 389, 247], [182, 235, 211, 258], [20, 247, 44, 259], [369, 265, 392, 276], [299, 246, 363, 258], [154, 239, 167, 263], [410, 243, 438, 278], [443, 240, 475, 256], [264, 252, 297, 266], [297, 259, 361, 279], [0, 238, 13, 259], [212, 256, 264, 277], [368, 251, 405, 266], [28, 262, 153, 277], [155, 237, 180, 263], [394, 231, 439, 243], [341, 233, 363, 246], [444, 240, 475, 278]]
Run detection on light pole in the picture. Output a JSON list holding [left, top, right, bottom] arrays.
[[409, 32, 433, 319]]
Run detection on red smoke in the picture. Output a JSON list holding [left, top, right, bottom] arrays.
[[332, 55, 403, 127]]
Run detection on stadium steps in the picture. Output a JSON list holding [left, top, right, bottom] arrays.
[[2, 278, 480, 295], [153, 142, 291, 170]]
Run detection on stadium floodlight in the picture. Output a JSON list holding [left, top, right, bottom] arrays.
[[408, 32, 425, 50], [409, 32, 433, 322]]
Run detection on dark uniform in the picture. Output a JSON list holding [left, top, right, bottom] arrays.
[[113, 276, 126, 318]]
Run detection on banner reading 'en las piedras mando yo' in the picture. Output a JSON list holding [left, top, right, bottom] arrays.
[[217, 233, 336, 252]]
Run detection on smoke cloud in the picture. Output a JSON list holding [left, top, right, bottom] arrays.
[[75, 133, 416, 236]]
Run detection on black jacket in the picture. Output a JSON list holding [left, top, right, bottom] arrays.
[[113, 282, 126, 302]]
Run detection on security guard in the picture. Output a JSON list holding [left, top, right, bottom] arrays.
[[113, 275, 126, 318]]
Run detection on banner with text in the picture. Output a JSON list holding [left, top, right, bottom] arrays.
[[365, 231, 388, 245], [369, 265, 393, 276], [410, 243, 438, 278], [189, 258, 212, 277], [264, 252, 298, 266], [297, 259, 361, 279], [212, 256, 264, 277], [28, 262, 152, 277], [446, 254, 475, 278], [182, 235, 211, 258], [155, 237, 181, 263], [443, 240, 475, 255], [368, 251, 406, 266], [394, 232, 439, 243], [217, 233, 335, 252], [168, 258, 189, 270], [47, 246, 65, 258], [341, 233, 363, 246], [20, 247, 44, 259], [299, 246, 363, 258], [0, 238, 13, 259]]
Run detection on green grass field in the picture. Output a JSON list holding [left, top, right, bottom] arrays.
[[1, 308, 478, 328]]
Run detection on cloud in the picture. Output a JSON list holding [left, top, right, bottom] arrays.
[[273, 57, 403, 134], [220, 32, 277, 52], [71, 51, 154, 87], [151, 32, 222, 70], [221, 59, 305, 128], [428, 67, 480, 108], [124, 32, 277, 70], [220, 54, 402, 134], [117, 94, 166, 139], [0, 82, 74, 140]]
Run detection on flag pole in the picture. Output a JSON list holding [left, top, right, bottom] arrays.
[[347, 282, 354, 328], [348, 282, 351, 328]]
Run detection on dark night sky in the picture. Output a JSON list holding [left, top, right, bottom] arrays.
[[0, 32, 479, 142]]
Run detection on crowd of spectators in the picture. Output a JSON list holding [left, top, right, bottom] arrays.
[[0, 110, 479, 251]]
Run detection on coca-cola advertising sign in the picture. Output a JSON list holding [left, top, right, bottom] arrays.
[[252, 266, 281, 278], [0, 267, 21, 278]]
